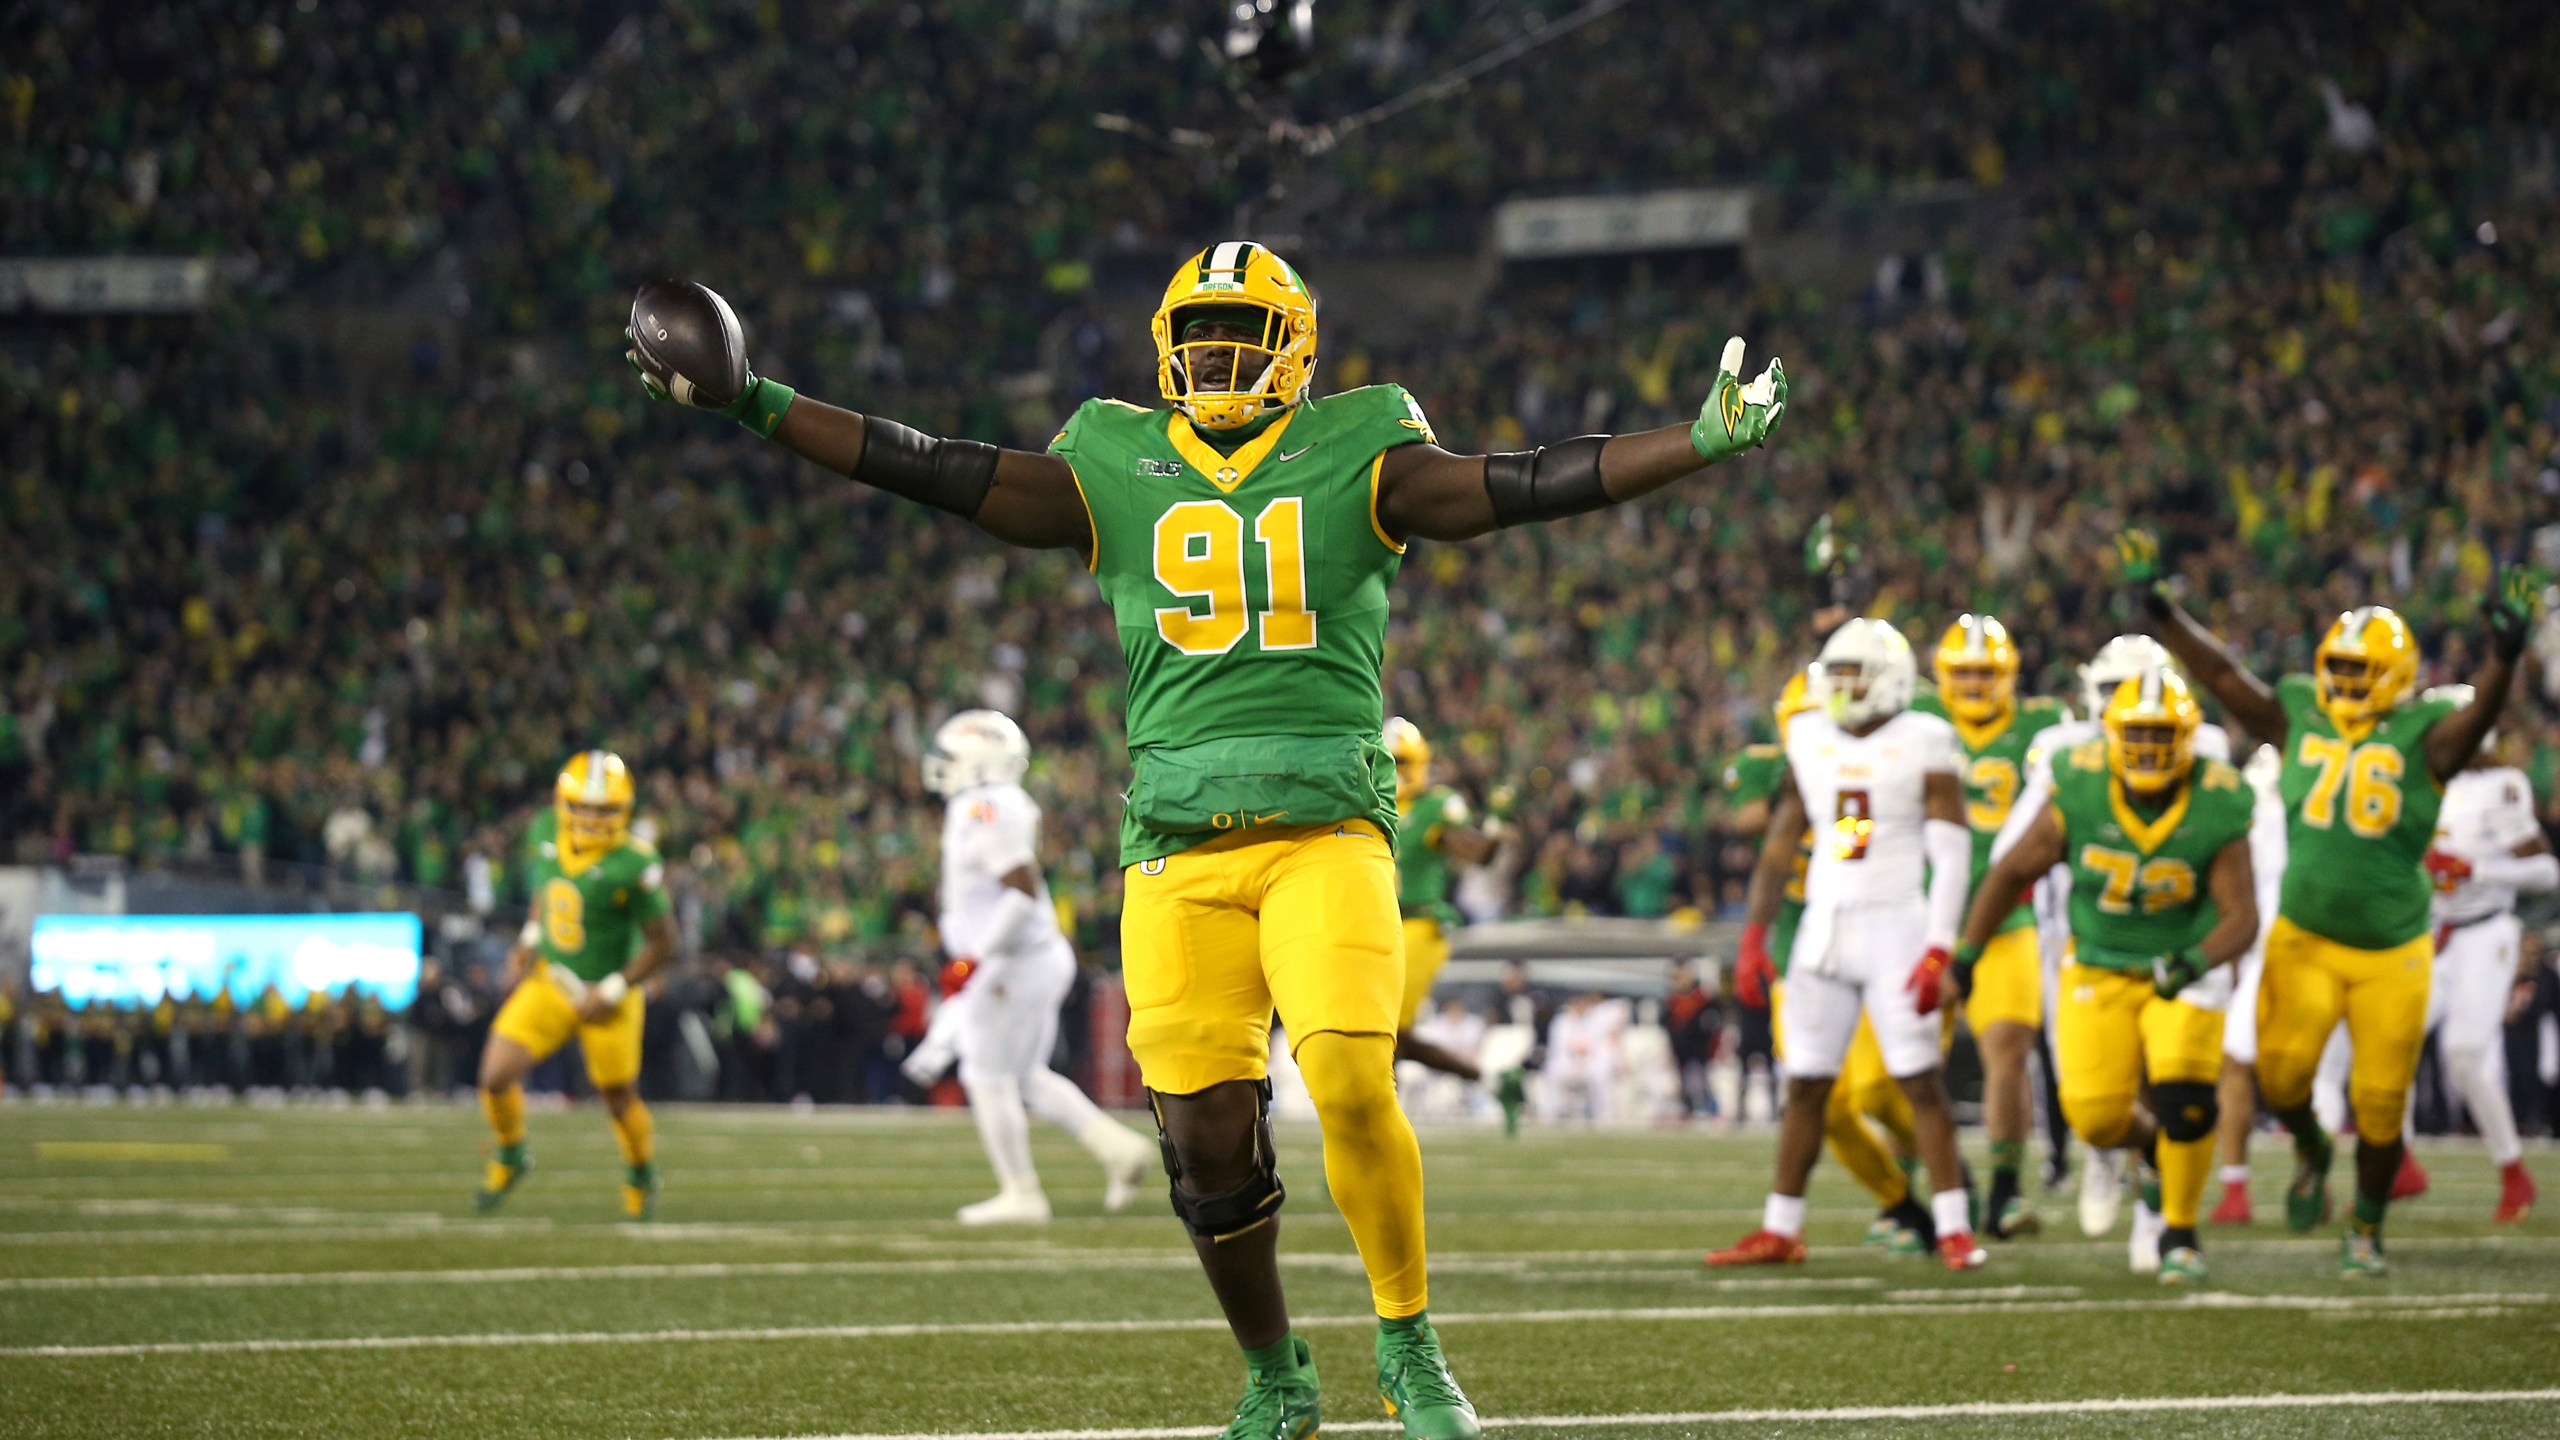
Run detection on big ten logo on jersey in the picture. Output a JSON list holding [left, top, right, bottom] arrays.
[[1137, 458, 1182, 477]]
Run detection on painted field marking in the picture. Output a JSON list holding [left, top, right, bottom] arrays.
[[32, 1142, 228, 1162], [5, 1293, 2549, 1359], [705, 1389, 2560, 1440]]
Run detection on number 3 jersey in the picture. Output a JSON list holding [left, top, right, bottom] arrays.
[[1782, 708, 1959, 972], [1049, 385, 1432, 864], [2274, 674, 2458, 950]]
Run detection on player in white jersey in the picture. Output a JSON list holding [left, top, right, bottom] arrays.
[[2206, 744, 2292, 1225], [1710, 620, 1988, 1271], [2413, 686, 2548, 1223], [925, 710, 1158, 1225]]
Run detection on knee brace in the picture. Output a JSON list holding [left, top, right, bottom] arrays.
[[2150, 1081, 2219, 1144], [1149, 1081, 1286, 1242]]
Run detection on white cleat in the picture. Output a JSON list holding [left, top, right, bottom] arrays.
[[1103, 1139, 1154, 1215], [2127, 1199, 2165, 1276], [2080, 1148, 2124, 1237], [957, 1189, 1053, 1226]]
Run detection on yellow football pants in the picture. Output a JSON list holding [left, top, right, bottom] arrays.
[[490, 966, 645, 1090], [1400, 915, 1452, 1030], [1967, 926, 2044, 1031], [2254, 914, 2433, 1145], [1121, 819, 1424, 1317], [2053, 962, 2225, 1147]]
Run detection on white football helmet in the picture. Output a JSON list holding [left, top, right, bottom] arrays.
[[1811, 619, 1916, 729], [923, 709, 1030, 796], [2078, 634, 2176, 719]]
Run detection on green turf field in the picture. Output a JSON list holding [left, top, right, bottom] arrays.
[[1, 1099, 2553, 1438]]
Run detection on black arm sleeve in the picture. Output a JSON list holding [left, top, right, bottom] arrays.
[[1482, 435, 1611, 528], [853, 418, 1001, 518]]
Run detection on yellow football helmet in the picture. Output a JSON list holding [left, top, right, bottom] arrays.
[[2102, 670, 2201, 794], [555, 750, 635, 859], [1932, 613, 2019, 724], [1384, 716, 1431, 801], [2314, 606, 2418, 731], [1774, 668, 1818, 738], [1152, 241, 1318, 430]]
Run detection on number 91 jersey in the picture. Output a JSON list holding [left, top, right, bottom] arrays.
[[1050, 385, 1430, 857], [2274, 673, 2458, 950], [1784, 708, 1960, 917]]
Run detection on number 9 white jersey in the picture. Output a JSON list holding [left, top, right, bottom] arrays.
[[1785, 708, 1960, 915]]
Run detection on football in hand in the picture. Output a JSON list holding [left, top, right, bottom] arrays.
[[628, 278, 749, 408]]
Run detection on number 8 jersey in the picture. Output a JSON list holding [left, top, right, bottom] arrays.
[[1783, 707, 1959, 949], [1050, 384, 1432, 864], [2274, 673, 2459, 950]]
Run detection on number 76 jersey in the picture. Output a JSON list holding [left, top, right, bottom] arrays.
[[2274, 673, 2458, 951], [1049, 385, 1432, 755], [1784, 708, 1960, 920]]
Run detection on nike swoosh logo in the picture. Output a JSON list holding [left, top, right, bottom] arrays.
[[1275, 444, 1317, 462], [1253, 810, 1291, 825]]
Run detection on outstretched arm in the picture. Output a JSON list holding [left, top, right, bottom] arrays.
[[2425, 568, 2541, 781], [2113, 530, 2287, 744], [627, 286, 1092, 555], [1377, 338, 1786, 542]]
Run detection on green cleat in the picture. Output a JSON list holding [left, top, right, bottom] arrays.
[[1494, 1068, 1526, 1138], [2340, 1230, 2388, 1280], [1994, 1196, 2042, 1239], [1886, 1226, 1930, 1257], [1223, 1336, 1321, 1440], [1377, 1314, 1480, 1439], [2286, 1137, 2335, 1234], [622, 1160, 659, 1222], [1862, 1216, 1900, 1248], [475, 1144, 531, 1214], [2158, 1246, 2208, 1286]]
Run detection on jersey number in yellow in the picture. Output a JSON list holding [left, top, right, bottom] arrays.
[[1966, 756, 2019, 831], [1153, 498, 1315, 655], [2296, 735, 2403, 839], [542, 877, 586, 954], [2079, 845, 2196, 915]]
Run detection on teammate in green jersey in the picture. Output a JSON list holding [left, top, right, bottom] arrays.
[[1382, 718, 1499, 1082], [2119, 528, 2536, 1276], [477, 751, 675, 1220], [1917, 614, 2068, 1239], [1961, 671, 2257, 1283], [628, 242, 1785, 1439]]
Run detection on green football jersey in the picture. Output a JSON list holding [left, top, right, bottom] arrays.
[[1051, 385, 1432, 864], [1396, 786, 1470, 925], [1722, 743, 1808, 974], [2274, 673, 2458, 949], [1914, 693, 2065, 934], [525, 827, 670, 984], [2051, 743, 2254, 972]]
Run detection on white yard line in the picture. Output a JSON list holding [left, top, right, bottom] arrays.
[[5, 1293, 2547, 1359], [705, 1389, 2560, 1440]]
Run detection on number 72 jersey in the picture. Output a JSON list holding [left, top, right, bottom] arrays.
[[1049, 384, 1432, 756], [2274, 673, 2458, 950]]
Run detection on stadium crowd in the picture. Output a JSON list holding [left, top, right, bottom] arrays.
[[8, 1, 2560, 1105]]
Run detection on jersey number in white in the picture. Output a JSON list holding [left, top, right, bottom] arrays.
[[1153, 498, 1315, 655]]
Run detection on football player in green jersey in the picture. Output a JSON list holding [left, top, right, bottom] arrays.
[[629, 243, 1785, 1439], [1917, 615, 2068, 1239], [1382, 718, 1499, 1082], [2119, 528, 2537, 1276], [477, 752, 675, 1220], [1960, 671, 2257, 1284]]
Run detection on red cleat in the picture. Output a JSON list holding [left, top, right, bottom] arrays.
[[2209, 1180, 2254, 1226], [2390, 1150, 2430, 1201], [1705, 1229, 1807, 1267], [2495, 1161, 2536, 1225], [1937, 1231, 1989, 1270]]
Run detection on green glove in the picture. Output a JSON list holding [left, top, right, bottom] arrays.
[[2485, 564, 2543, 662], [1690, 337, 1787, 464], [624, 328, 797, 438], [2153, 949, 2210, 1000], [2113, 528, 2172, 619]]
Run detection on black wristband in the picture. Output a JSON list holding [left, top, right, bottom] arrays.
[[2139, 585, 2173, 621], [853, 418, 1000, 519], [1483, 435, 1611, 528]]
